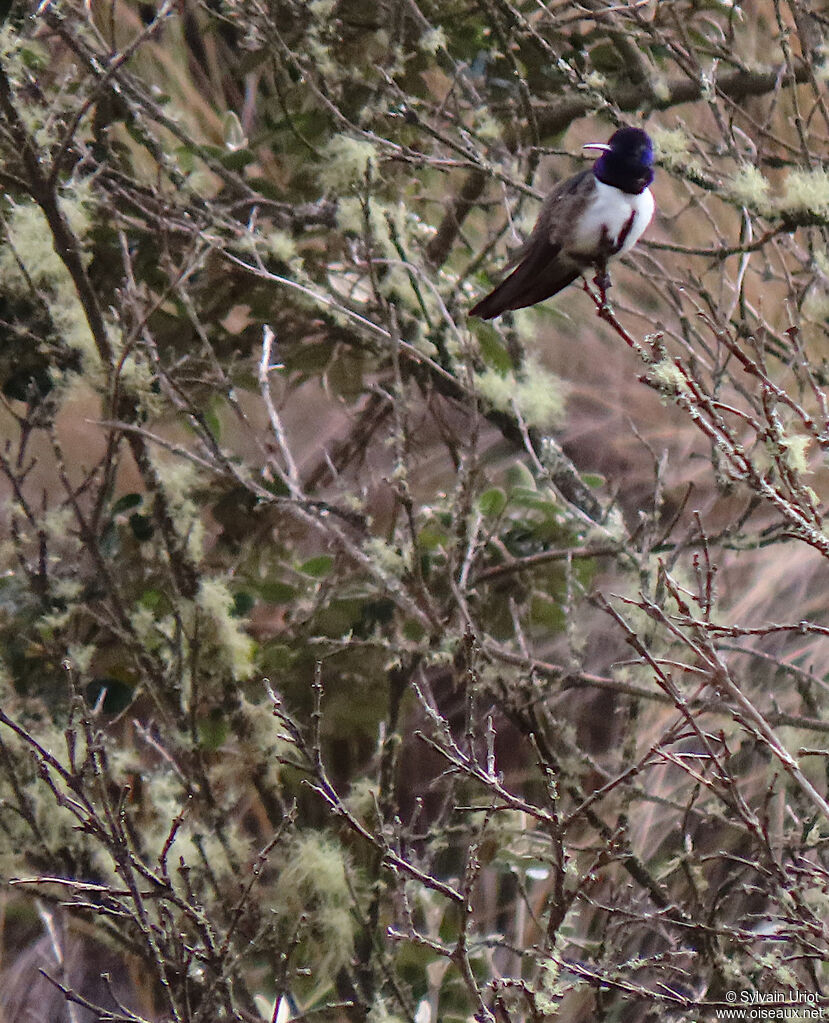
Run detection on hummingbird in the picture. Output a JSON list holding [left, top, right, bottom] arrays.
[[469, 127, 655, 319]]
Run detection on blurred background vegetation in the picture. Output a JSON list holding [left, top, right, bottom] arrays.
[[2, 0, 829, 1020]]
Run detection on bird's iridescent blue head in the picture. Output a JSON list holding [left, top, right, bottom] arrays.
[[585, 127, 654, 195]]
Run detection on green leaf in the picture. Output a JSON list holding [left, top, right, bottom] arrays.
[[129, 512, 155, 541], [203, 404, 222, 443], [418, 523, 449, 550], [581, 473, 606, 490], [139, 588, 164, 610], [355, 599, 395, 636], [243, 177, 289, 202], [198, 710, 228, 750], [232, 591, 255, 617], [299, 554, 334, 577], [478, 487, 507, 517], [477, 328, 514, 375], [220, 147, 258, 171], [222, 110, 247, 152], [262, 643, 295, 672], [98, 521, 118, 558], [504, 463, 536, 491], [588, 41, 623, 72], [403, 619, 426, 642], [530, 594, 565, 632], [199, 144, 228, 161], [256, 581, 298, 603], [508, 486, 551, 509], [289, 340, 335, 374], [174, 145, 196, 174], [112, 492, 143, 515], [315, 598, 363, 636], [261, 476, 290, 497]]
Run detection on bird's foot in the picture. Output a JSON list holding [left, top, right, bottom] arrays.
[[593, 267, 612, 309]]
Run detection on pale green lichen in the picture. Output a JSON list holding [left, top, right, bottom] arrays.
[[179, 819, 252, 883], [729, 164, 771, 212], [474, 110, 501, 142], [652, 126, 691, 168], [1, 199, 99, 367], [474, 356, 565, 430], [116, 349, 165, 417], [650, 359, 689, 395], [181, 166, 219, 198], [0, 718, 120, 881], [779, 431, 812, 473], [334, 198, 447, 322], [150, 452, 206, 561], [815, 248, 829, 277], [402, 207, 437, 242], [38, 607, 74, 633], [318, 135, 377, 190], [238, 223, 298, 265], [583, 70, 607, 90], [42, 504, 76, 543], [651, 77, 671, 104], [378, 263, 419, 303], [419, 26, 446, 54], [119, 761, 189, 850], [509, 307, 543, 337], [273, 832, 362, 972], [366, 998, 406, 1023], [130, 603, 170, 654], [2, 201, 73, 283], [65, 643, 95, 675], [304, 38, 336, 79], [754, 948, 797, 987], [52, 576, 83, 603], [772, 959, 800, 988], [337, 195, 389, 242], [781, 167, 829, 218], [60, 176, 97, 240], [233, 697, 297, 790], [343, 777, 380, 824], [197, 577, 256, 681], [262, 228, 297, 263], [535, 954, 565, 1015], [0, 24, 27, 59], [363, 536, 407, 578]]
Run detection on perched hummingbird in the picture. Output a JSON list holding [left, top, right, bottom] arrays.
[[469, 127, 655, 319]]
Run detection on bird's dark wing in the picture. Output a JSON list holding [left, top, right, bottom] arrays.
[[470, 170, 595, 320], [468, 240, 579, 319]]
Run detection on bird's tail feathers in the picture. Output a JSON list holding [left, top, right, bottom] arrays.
[[470, 243, 579, 319]]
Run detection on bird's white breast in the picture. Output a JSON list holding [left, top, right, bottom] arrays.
[[568, 179, 654, 257]]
